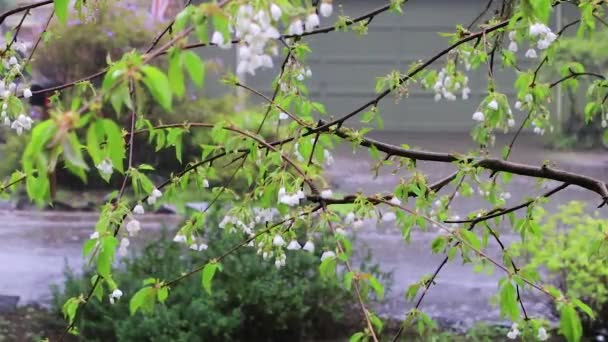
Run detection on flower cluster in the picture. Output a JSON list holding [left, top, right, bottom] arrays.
[[345, 212, 364, 228], [278, 187, 306, 206], [234, 4, 281, 76], [506, 323, 520, 339], [5, 113, 33, 135], [109, 288, 123, 304], [287, 1, 333, 35], [511, 22, 557, 59], [529, 23, 557, 50], [219, 214, 255, 234], [146, 188, 163, 205], [430, 67, 471, 102]]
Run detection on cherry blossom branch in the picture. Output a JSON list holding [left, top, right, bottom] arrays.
[[27, 2, 395, 98], [307, 19, 510, 133], [1, 9, 29, 57], [24, 9, 54, 68], [330, 128, 608, 204], [0, 0, 52, 25]]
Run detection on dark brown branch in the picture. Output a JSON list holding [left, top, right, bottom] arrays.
[[0, 0, 52, 25], [331, 128, 608, 202]]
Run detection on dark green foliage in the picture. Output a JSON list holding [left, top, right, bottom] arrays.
[[51, 229, 371, 341]]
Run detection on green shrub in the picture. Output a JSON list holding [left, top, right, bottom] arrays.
[[51, 222, 388, 341], [510, 201, 608, 332]]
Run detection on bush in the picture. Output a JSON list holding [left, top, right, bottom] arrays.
[[51, 222, 388, 341], [510, 201, 608, 333]]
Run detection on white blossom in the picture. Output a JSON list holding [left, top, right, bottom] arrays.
[[273, 234, 286, 247], [524, 93, 533, 103], [303, 240, 315, 252], [8, 56, 17, 65], [118, 237, 130, 256], [508, 118, 516, 127], [462, 87, 471, 100], [288, 19, 304, 35], [508, 31, 517, 41], [487, 99, 499, 111], [434, 93, 442, 102], [345, 212, 356, 224], [525, 48, 538, 59], [335, 228, 346, 235], [320, 250, 336, 261], [90, 231, 99, 239], [324, 149, 334, 166], [320, 1, 333, 17], [286, 240, 301, 250], [211, 31, 231, 49], [10, 114, 33, 135], [472, 111, 485, 122], [305, 68, 312, 78], [296, 189, 306, 200], [202, 179, 210, 188], [514, 101, 523, 110], [305, 13, 320, 32], [278, 112, 289, 120], [320, 188, 333, 199], [506, 323, 520, 339], [173, 234, 187, 243], [353, 219, 364, 229], [133, 204, 145, 215], [389, 197, 401, 206], [126, 219, 141, 236], [529, 23, 550, 37], [382, 212, 397, 222], [147, 188, 162, 205], [23, 88, 32, 98], [109, 288, 123, 304], [508, 41, 518, 53], [274, 254, 286, 268], [270, 3, 282, 21], [537, 327, 548, 341], [198, 242, 208, 251], [97, 159, 113, 176]]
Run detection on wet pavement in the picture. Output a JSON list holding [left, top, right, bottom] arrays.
[[1, 132, 607, 328]]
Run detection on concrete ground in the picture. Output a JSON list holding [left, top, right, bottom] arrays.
[[1, 132, 607, 328]]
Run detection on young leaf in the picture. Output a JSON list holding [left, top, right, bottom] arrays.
[[202, 262, 221, 295], [141, 66, 172, 111], [54, 0, 69, 24], [560, 304, 583, 342], [182, 51, 205, 88]]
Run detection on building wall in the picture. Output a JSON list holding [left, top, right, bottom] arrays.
[[246, 0, 542, 132]]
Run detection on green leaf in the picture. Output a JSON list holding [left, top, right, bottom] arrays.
[[319, 256, 337, 280], [182, 51, 205, 88], [202, 262, 221, 295], [499, 280, 519, 320], [572, 298, 595, 319], [369, 276, 385, 299], [129, 287, 156, 315], [141, 66, 172, 111], [168, 50, 185, 99], [96, 236, 118, 280], [343, 271, 354, 291], [460, 229, 482, 250], [102, 119, 125, 173], [349, 332, 365, 342], [54, 0, 69, 24], [157, 287, 169, 303], [560, 304, 583, 342]]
